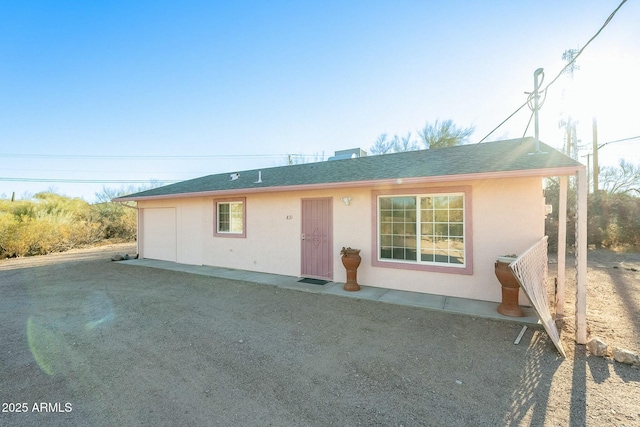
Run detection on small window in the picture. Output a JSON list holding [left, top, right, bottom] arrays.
[[214, 198, 246, 238]]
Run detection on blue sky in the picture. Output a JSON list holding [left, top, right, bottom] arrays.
[[1, 0, 639, 201]]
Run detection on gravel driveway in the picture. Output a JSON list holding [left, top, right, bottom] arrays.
[[1, 244, 638, 426]]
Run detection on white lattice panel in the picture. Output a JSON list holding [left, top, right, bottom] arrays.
[[510, 236, 566, 357]]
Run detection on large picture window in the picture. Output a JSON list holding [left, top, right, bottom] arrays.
[[373, 187, 472, 274], [214, 198, 246, 238]]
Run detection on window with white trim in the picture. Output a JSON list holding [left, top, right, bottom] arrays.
[[378, 193, 465, 267], [215, 199, 245, 237]]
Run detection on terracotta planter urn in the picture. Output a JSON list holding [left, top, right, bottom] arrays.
[[494, 255, 525, 317], [341, 247, 361, 292]]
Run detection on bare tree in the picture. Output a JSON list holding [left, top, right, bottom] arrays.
[[370, 134, 395, 155], [418, 119, 475, 149], [599, 159, 640, 195], [94, 182, 164, 203], [369, 133, 418, 155], [370, 120, 474, 155]]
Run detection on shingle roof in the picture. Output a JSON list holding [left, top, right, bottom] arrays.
[[115, 137, 583, 201]]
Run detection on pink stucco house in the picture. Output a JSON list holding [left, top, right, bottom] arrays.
[[115, 137, 585, 307]]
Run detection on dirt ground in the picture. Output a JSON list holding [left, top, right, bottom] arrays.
[[0, 243, 638, 427]]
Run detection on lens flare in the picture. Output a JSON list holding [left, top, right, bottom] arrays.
[[26, 316, 58, 376]]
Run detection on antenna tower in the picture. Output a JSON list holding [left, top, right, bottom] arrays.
[[560, 49, 580, 159]]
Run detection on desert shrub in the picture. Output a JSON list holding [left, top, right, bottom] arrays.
[[0, 192, 136, 258], [545, 180, 640, 250], [93, 202, 137, 241], [599, 193, 640, 247], [0, 212, 20, 257], [17, 217, 61, 256], [544, 179, 576, 251]]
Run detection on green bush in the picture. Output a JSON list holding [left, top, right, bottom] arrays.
[[545, 180, 640, 250], [93, 202, 137, 241], [0, 192, 136, 258]]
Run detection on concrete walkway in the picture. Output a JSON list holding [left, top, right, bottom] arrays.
[[119, 258, 540, 325]]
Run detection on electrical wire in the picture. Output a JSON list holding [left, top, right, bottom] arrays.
[[598, 135, 640, 149], [477, 0, 629, 144], [521, 109, 536, 141], [541, 0, 628, 94], [476, 100, 529, 144], [0, 177, 180, 184], [0, 153, 310, 160], [2, 167, 209, 175]]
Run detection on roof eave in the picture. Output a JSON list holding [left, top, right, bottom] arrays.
[[113, 164, 584, 202]]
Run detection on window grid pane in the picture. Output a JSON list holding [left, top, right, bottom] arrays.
[[380, 194, 464, 266], [218, 203, 230, 232], [230, 202, 243, 233], [379, 196, 417, 262], [218, 201, 243, 234]]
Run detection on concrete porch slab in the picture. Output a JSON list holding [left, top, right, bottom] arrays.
[[119, 259, 540, 325], [278, 280, 333, 294], [444, 296, 540, 325], [323, 283, 389, 300], [379, 290, 447, 310]]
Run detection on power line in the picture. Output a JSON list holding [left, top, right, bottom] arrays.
[[0, 177, 179, 184], [477, 0, 629, 144], [598, 135, 640, 149], [2, 167, 208, 175], [541, 0, 628, 94], [477, 100, 529, 144], [0, 153, 311, 160]]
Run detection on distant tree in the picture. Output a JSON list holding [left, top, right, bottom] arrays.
[[94, 182, 163, 203], [369, 133, 418, 155], [599, 159, 640, 195], [418, 119, 475, 149], [369, 120, 474, 155], [370, 134, 394, 155]]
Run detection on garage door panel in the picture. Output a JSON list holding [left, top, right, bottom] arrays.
[[141, 208, 177, 262]]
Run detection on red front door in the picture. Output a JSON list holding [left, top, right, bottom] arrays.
[[301, 198, 333, 280]]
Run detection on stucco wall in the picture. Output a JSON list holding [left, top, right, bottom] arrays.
[[137, 176, 545, 302], [138, 198, 205, 265], [203, 193, 302, 274]]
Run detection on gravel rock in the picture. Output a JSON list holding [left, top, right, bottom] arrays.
[[587, 337, 608, 357], [612, 347, 640, 366], [2, 243, 639, 427]]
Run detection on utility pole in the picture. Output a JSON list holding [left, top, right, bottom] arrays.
[[582, 153, 591, 191], [560, 49, 580, 160], [592, 116, 599, 193], [533, 68, 543, 152], [566, 120, 572, 158]]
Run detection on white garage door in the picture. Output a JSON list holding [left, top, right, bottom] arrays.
[[141, 208, 177, 262]]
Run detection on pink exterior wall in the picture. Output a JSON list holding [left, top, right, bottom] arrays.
[[138, 198, 205, 266], [137, 176, 545, 302]]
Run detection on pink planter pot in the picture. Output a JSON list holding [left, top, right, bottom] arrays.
[[341, 249, 361, 292], [494, 260, 525, 317]]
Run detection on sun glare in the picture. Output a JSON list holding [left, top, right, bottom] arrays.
[[549, 48, 640, 165], [571, 51, 639, 123]]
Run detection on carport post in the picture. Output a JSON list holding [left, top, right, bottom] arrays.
[[556, 176, 568, 317], [575, 168, 588, 344]]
